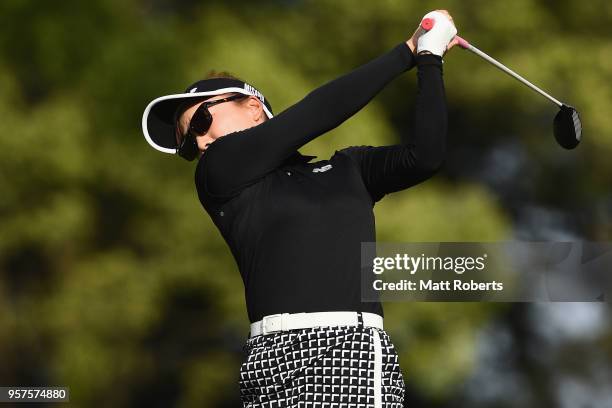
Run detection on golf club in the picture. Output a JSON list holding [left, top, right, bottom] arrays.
[[420, 17, 582, 149]]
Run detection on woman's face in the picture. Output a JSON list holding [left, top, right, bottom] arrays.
[[176, 93, 266, 157]]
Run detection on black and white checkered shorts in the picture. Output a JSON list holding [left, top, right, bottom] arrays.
[[239, 314, 405, 407]]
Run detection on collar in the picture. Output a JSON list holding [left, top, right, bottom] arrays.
[[283, 151, 317, 165]]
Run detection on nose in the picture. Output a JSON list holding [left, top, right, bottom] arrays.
[[195, 131, 214, 144]]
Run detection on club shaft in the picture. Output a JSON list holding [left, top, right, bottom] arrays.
[[465, 44, 563, 107]]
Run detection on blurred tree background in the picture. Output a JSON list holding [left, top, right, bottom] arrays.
[[0, 0, 611, 407]]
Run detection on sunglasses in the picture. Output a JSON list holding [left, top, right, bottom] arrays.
[[175, 93, 248, 161]]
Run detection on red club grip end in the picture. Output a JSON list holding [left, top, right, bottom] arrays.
[[421, 17, 435, 30]]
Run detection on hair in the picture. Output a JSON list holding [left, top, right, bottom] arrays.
[[205, 69, 245, 81], [204, 70, 268, 122]]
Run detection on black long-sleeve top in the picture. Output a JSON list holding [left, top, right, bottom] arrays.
[[195, 41, 447, 323]]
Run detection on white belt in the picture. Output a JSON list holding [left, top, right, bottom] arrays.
[[250, 311, 383, 337]]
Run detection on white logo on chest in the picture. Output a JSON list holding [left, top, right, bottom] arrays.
[[312, 164, 333, 173]]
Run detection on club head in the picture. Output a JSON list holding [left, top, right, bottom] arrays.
[[553, 104, 582, 149]]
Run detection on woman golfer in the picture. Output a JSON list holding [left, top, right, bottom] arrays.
[[142, 9, 457, 407]]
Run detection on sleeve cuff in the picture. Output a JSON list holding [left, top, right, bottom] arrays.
[[416, 53, 444, 66]]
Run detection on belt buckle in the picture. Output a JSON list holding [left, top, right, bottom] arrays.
[[262, 313, 283, 335]]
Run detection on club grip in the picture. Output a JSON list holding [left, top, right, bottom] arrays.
[[420, 16, 470, 49], [456, 36, 470, 49]]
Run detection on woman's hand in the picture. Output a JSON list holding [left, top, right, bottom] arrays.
[[406, 9, 458, 57]]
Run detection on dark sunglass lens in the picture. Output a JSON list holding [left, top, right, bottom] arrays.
[[177, 132, 200, 161], [190, 105, 212, 135]]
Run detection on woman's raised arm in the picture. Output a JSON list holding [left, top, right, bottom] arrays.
[[197, 41, 417, 199], [335, 52, 448, 203]]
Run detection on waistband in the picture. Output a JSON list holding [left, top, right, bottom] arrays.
[[250, 311, 383, 337]]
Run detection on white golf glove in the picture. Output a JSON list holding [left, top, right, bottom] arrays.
[[417, 10, 457, 57]]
